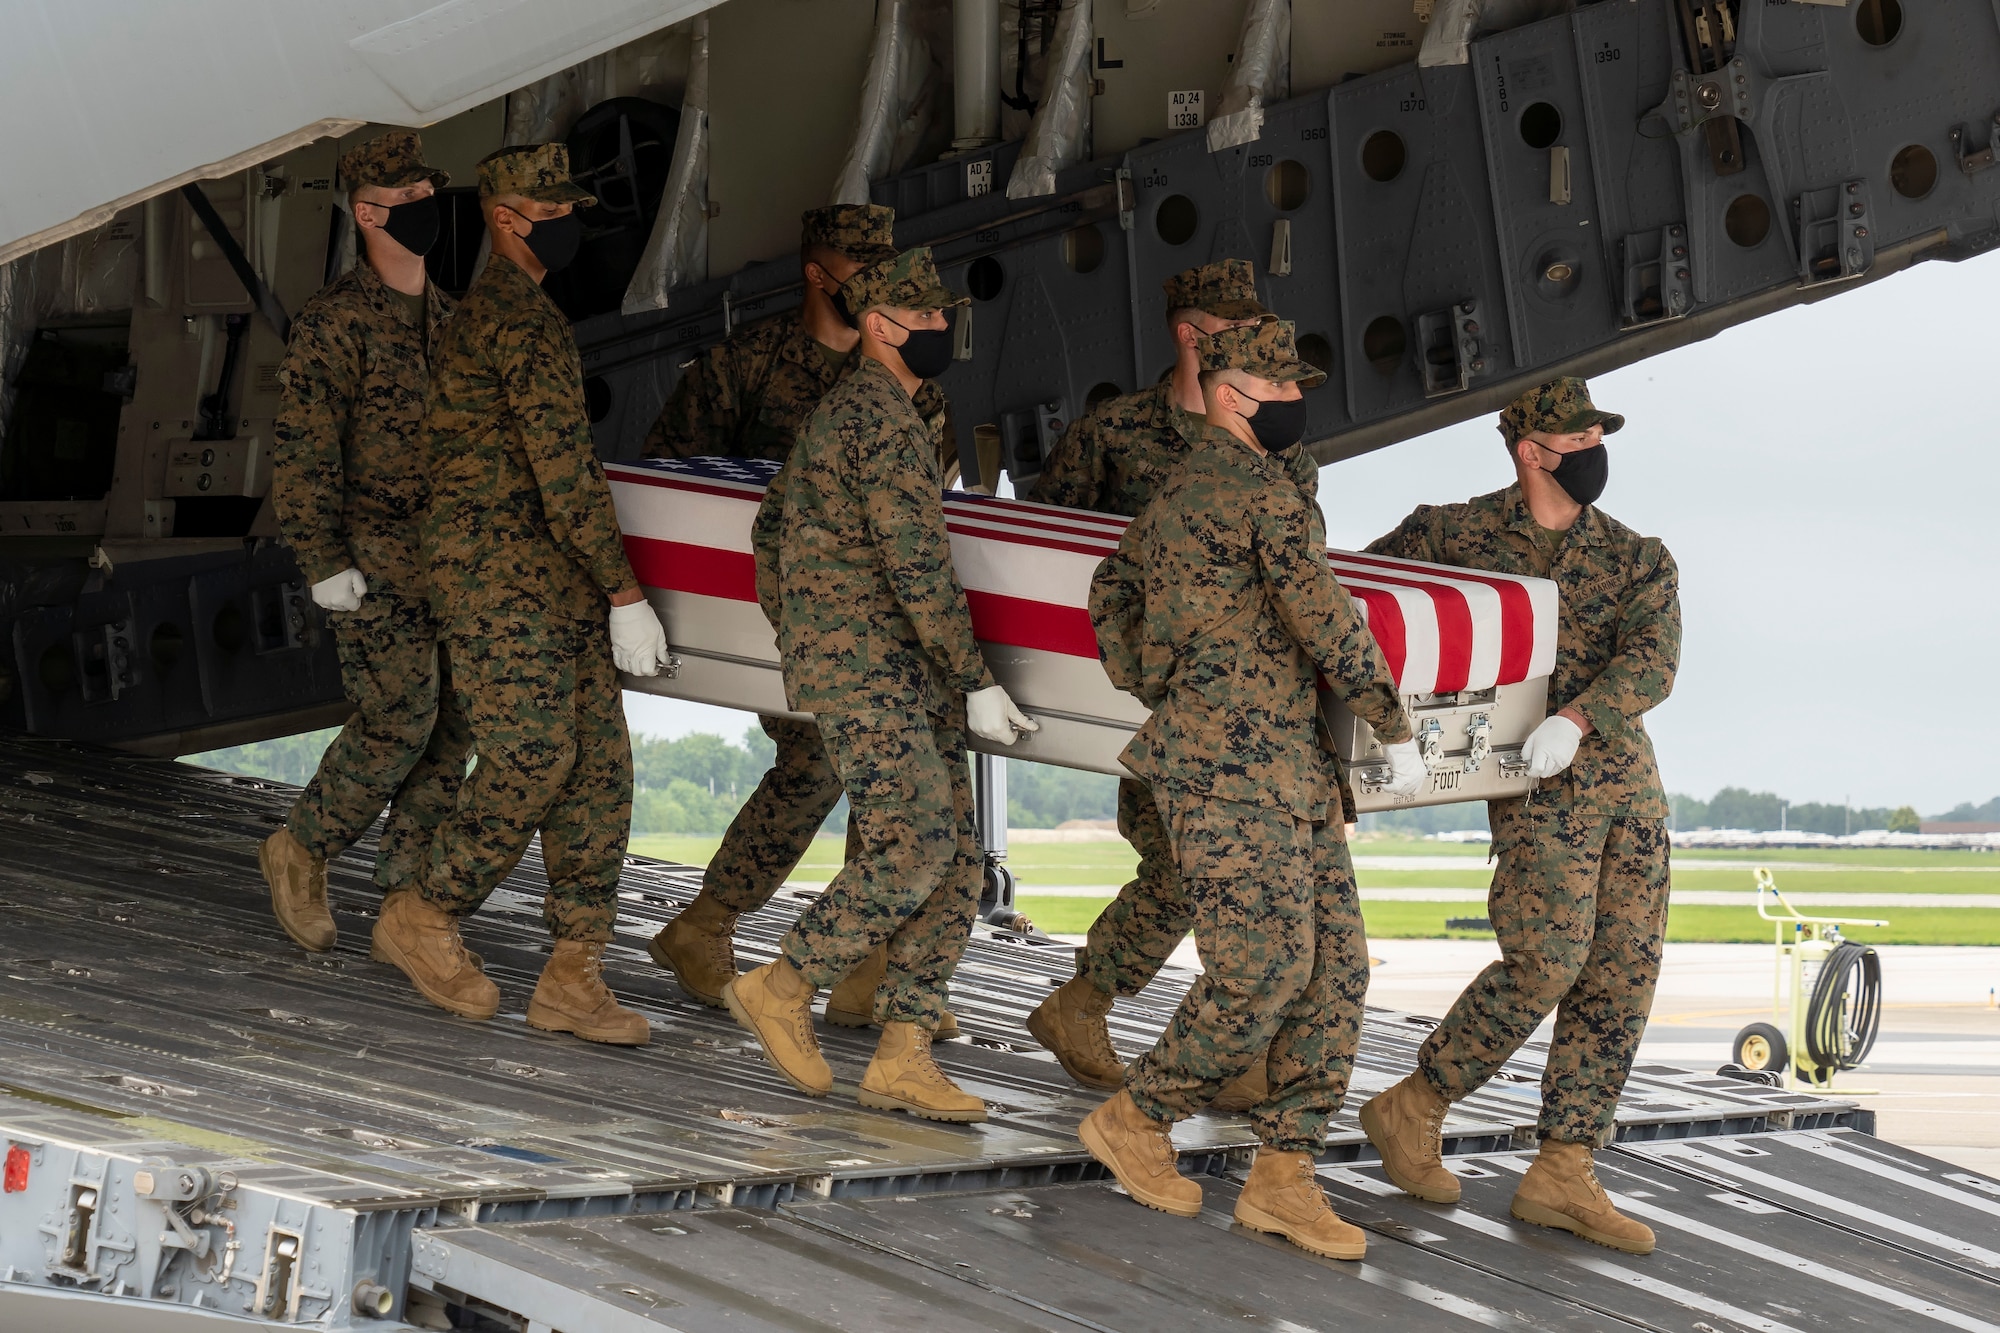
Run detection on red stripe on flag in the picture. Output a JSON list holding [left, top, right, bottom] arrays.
[[947, 493, 1132, 532], [1344, 586, 1408, 687], [946, 522, 1118, 559], [943, 507, 1128, 547], [1333, 552, 1537, 685], [609, 471, 768, 503], [967, 590, 1100, 657], [1336, 572, 1472, 693], [624, 536, 757, 601]]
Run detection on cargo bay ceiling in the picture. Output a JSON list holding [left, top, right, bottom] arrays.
[[0, 0, 726, 266]]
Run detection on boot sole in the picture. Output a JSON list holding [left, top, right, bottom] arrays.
[[1077, 1116, 1203, 1218], [1510, 1198, 1655, 1255], [1025, 1004, 1126, 1091], [646, 933, 728, 1009], [1357, 1099, 1461, 1205], [1232, 1200, 1366, 1261], [260, 841, 335, 953], [722, 981, 833, 1097], [373, 929, 499, 1022], [525, 1000, 651, 1046], [855, 1088, 987, 1123]]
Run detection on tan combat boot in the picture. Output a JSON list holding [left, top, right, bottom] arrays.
[[646, 891, 739, 1007], [372, 891, 499, 1021], [260, 828, 335, 952], [1234, 1149, 1367, 1260], [1026, 975, 1125, 1089], [527, 940, 651, 1045], [1510, 1140, 1656, 1254], [1078, 1090, 1203, 1218], [824, 944, 960, 1038], [372, 891, 482, 967], [1358, 1071, 1461, 1204], [724, 958, 833, 1096], [1210, 1060, 1268, 1114], [857, 1021, 987, 1122]]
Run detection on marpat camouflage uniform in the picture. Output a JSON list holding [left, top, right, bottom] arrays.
[[1365, 374, 1681, 1144], [272, 130, 471, 892], [642, 206, 962, 917], [419, 143, 639, 943], [1030, 258, 1307, 1002], [1093, 321, 1413, 1149], [771, 248, 987, 1028]]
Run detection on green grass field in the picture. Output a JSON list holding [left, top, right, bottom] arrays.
[[630, 833, 2000, 944], [1011, 896, 2000, 946]]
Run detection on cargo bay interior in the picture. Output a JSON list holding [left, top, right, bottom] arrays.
[[3, 0, 1999, 1329]]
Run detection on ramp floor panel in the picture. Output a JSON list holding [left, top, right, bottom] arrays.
[[0, 735, 1860, 1218], [421, 1129, 2000, 1333]]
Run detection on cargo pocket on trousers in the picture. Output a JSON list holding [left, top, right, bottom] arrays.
[[1165, 794, 1273, 881], [823, 722, 930, 812]]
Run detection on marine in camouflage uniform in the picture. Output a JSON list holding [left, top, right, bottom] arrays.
[[724, 249, 1004, 1121], [262, 131, 471, 951], [644, 207, 952, 1010], [1357, 376, 1678, 1255], [1026, 260, 1320, 1093], [375, 144, 657, 1044], [1076, 323, 1413, 1255]]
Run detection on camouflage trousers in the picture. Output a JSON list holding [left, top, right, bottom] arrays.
[[421, 613, 633, 942], [780, 709, 981, 1029], [704, 715, 845, 914], [1126, 788, 1369, 1154], [1418, 803, 1671, 1144], [288, 594, 472, 893], [1076, 777, 1186, 997]]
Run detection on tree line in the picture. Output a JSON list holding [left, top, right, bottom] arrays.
[[182, 728, 1963, 838]]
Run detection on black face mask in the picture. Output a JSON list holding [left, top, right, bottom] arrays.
[[1543, 442, 1609, 506], [1237, 391, 1309, 454], [372, 195, 440, 257], [522, 211, 583, 274], [884, 316, 955, 381], [830, 287, 859, 329]]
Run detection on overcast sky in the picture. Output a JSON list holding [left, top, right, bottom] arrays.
[[626, 247, 2000, 816]]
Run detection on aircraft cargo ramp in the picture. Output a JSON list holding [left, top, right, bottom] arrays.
[[0, 736, 1992, 1331]]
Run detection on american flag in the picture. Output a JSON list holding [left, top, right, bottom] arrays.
[[607, 457, 1556, 696]]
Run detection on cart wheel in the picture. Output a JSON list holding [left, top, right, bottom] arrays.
[[1733, 1022, 1789, 1074]]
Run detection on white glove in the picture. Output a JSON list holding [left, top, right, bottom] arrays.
[[310, 568, 366, 612], [966, 684, 1040, 745], [609, 599, 671, 677], [1382, 737, 1426, 799], [1522, 713, 1584, 779]]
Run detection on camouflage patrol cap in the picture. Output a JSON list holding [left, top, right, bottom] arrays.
[[338, 130, 448, 192], [1161, 259, 1275, 323], [1499, 376, 1624, 443], [839, 246, 967, 317], [802, 204, 898, 265], [475, 143, 598, 207], [1196, 319, 1326, 388]]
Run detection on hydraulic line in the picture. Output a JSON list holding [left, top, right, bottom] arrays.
[[1803, 941, 1883, 1074]]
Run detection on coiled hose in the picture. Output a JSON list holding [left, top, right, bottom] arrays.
[[1803, 941, 1883, 1074]]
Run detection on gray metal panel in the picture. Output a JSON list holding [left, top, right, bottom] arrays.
[[1329, 63, 1512, 425], [1473, 21, 1617, 368], [1319, 1134, 2000, 1333], [433, 1132, 2000, 1332], [0, 734, 1881, 1327]]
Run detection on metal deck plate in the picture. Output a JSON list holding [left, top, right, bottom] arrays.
[[0, 734, 1861, 1216], [0, 736, 1910, 1329], [417, 1128, 2000, 1332]]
